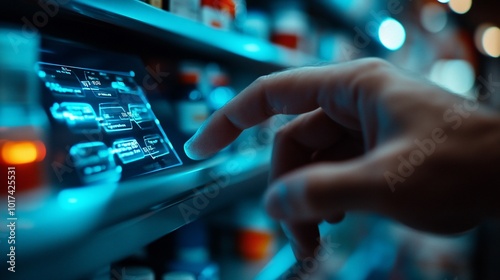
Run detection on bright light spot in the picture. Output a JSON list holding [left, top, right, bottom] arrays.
[[429, 59, 475, 96], [57, 183, 117, 210], [482, 26, 500, 58], [449, 0, 472, 14], [129, 71, 135, 77], [378, 18, 406, 51], [208, 87, 235, 110], [421, 3, 448, 33], [244, 43, 261, 53], [437, 0, 450, 3], [1, 141, 46, 165], [38, 70, 46, 78]]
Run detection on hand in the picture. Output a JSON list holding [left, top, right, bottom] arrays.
[[184, 58, 500, 260]]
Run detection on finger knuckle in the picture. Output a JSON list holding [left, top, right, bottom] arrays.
[[358, 57, 392, 71], [349, 58, 395, 102], [359, 61, 392, 86], [254, 74, 271, 87]]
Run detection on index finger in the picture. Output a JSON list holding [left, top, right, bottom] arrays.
[[184, 58, 392, 160]]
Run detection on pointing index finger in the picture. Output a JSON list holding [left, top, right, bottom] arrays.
[[184, 58, 391, 160]]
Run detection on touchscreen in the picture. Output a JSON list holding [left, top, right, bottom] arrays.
[[39, 62, 182, 186]]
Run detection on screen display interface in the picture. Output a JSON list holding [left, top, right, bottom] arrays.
[[39, 62, 182, 186]]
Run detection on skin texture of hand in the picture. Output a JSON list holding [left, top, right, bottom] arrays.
[[184, 58, 500, 261]]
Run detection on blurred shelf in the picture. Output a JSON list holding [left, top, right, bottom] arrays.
[[60, 0, 320, 68], [0, 148, 271, 280]]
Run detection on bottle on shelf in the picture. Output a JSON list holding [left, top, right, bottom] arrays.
[[0, 28, 49, 193], [201, 0, 236, 30], [241, 10, 270, 40], [174, 61, 209, 136], [270, 1, 307, 50], [165, 221, 220, 279], [235, 199, 276, 261], [145, 0, 164, 9], [204, 63, 236, 112], [232, 0, 247, 32], [168, 0, 200, 21]]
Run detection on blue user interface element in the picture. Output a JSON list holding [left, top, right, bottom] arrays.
[[99, 103, 133, 132], [69, 142, 122, 185], [113, 138, 146, 164], [143, 134, 170, 159], [39, 62, 182, 185], [50, 102, 101, 133]]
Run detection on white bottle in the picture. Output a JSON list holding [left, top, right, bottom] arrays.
[[175, 61, 209, 135], [170, 0, 200, 21]]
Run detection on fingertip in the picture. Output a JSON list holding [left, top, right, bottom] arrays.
[[290, 241, 309, 261], [281, 222, 320, 261], [183, 137, 200, 160], [183, 135, 211, 160]]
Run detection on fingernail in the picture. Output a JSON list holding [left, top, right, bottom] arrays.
[[183, 137, 199, 160], [264, 182, 290, 219]]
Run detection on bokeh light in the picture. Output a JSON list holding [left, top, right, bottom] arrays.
[[420, 3, 448, 33], [482, 26, 500, 58], [1, 140, 46, 165], [429, 59, 475, 96], [475, 24, 500, 57], [449, 0, 472, 14], [378, 18, 406, 51]]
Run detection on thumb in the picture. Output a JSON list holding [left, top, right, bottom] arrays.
[[264, 158, 390, 221]]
